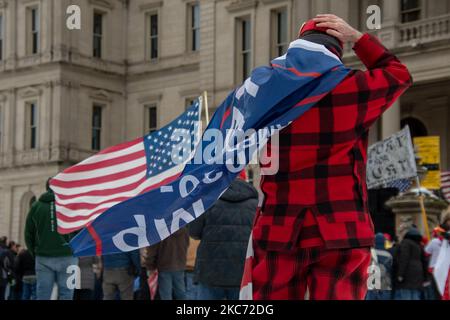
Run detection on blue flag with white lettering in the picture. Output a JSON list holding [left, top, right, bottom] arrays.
[[70, 39, 351, 256]]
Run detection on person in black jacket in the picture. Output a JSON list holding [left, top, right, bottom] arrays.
[[0, 236, 10, 300], [393, 227, 428, 300], [14, 248, 36, 300], [189, 176, 258, 300]]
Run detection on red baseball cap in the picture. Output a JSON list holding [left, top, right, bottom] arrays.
[[298, 19, 344, 47], [239, 170, 247, 181]]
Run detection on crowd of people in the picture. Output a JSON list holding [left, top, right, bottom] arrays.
[[366, 216, 450, 300], [0, 174, 258, 300], [1, 175, 450, 301]]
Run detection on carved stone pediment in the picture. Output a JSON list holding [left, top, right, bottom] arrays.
[[179, 88, 200, 98], [137, 93, 162, 104], [19, 87, 42, 98], [226, 0, 258, 13], [260, 0, 285, 4], [89, 0, 114, 10], [89, 89, 112, 102], [139, 1, 163, 12]]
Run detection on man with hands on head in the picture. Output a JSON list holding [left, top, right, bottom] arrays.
[[251, 14, 412, 300]]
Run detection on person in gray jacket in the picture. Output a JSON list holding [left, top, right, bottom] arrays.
[[189, 176, 258, 300], [73, 256, 98, 300]]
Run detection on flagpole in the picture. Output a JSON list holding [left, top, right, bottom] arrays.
[[416, 176, 431, 240], [202, 91, 210, 124]]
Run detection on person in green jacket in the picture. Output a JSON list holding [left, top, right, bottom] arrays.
[[25, 179, 77, 300]]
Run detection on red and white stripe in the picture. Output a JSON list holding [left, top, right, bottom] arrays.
[[51, 138, 184, 234], [441, 171, 450, 203], [147, 270, 159, 300], [239, 232, 254, 300]]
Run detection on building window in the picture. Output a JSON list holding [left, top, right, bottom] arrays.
[[188, 3, 200, 52], [236, 16, 252, 83], [147, 13, 158, 60], [27, 7, 39, 55], [185, 97, 197, 110], [26, 102, 38, 150], [401, 0, 421, 23], [93, 12, 103, 58], [92, 105, 102, 150], [401, 117, 428, 138], [271, 8, 288, 59], [145, 104, 158, 134], [0, 14, 4, 61]]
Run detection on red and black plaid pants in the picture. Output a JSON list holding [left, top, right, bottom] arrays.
[[252, 244, 371, 300]]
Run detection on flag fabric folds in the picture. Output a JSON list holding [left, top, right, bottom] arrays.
[[433, 239, 450, 296], [51, 100, 203, 234], [386, 179, 413, 193], [239, 232, 254, 300], [147, 270, 158, 300], [67, 38, 351, 257], [441, 171, 450, 203]]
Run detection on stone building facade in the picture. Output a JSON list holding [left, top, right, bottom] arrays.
[[0, 0, 449, 243]]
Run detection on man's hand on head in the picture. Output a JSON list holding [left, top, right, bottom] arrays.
[[313, 14, 363, 44]]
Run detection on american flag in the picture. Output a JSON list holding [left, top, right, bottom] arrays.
[[441, 171, 450, 202], [386, 179, 413, 193], [50, 99, 202, 234], [147, 270, 158, 300], [240, 232, 254, 300]]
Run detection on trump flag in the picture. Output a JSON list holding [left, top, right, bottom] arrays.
[[51, 100, 203, 234], [64, 38, 351, 257]]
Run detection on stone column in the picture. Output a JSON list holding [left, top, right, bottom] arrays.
[[377, 0, 400, 49], [329, 0, 351, 22], [5, 0, 17, 69], [381, 100, 401, 138], [294, 0, 312, 28], [199, 0, 216, 106], [42, 0, 54, 62], [5, 89, 16, 166], [311, 0, 329, 16], [0, 185, 13, 240]]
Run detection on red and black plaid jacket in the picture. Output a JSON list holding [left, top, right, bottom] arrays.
[[254, 34, 413, 251]]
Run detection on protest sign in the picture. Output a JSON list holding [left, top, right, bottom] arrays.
[[367, 126, 417, 189], [414, 136, 441, 189]]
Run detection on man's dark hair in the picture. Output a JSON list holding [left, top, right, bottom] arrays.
[[46, 177, 52, 191], [0, 236, 7, 247]]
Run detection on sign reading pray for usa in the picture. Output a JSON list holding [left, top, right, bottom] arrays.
[[366, 126, 417, 190], [66, 38, 351, 256]]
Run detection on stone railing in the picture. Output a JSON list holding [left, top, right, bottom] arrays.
[[398, 14, 450, 46], [343, 14, 450, 59]]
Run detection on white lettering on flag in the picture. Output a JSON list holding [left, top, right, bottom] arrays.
[[154, 218, 170, 240], [244, 78, 259, 97], [236, 78, 259, 100], [160, 186, 174, 193], [112, 215, 150, 252]]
